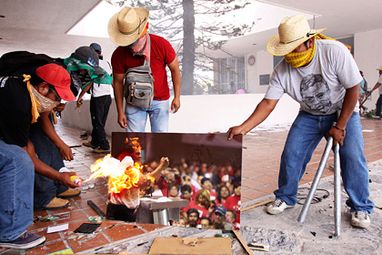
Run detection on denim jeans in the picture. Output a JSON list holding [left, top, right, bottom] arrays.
[[0, 140, 34, 241], [29, 124, 67, 209], [125, 99, 169, 132], [275, 111, 374, 213]]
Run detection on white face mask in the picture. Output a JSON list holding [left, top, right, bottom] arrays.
[[30, 85, 60, 113]]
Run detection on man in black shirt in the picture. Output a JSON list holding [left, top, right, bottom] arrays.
[[0, 63, 77, 249], [0, 47, 111, 210]]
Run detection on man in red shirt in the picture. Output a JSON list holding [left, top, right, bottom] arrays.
[[108, 7, 181, 132]]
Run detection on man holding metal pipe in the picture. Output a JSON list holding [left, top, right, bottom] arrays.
[[227, 15, 373, 229]]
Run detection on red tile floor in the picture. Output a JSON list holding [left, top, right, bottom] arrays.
[[1, 118, 381, 254]]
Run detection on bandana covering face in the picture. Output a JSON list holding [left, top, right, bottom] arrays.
[[63, 57, 112, 90], [284, 41, 315, 68], [130, 34, 150, 62], [284, 34, 334, 68], [30, 84, 60, 114]]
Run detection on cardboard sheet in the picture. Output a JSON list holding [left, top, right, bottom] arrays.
[[149, 237, 232, 255]]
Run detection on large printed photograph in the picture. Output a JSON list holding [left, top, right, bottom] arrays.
[[90, 132, 242, 230]]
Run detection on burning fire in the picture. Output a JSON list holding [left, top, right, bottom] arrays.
[[88, 135, 169, 209], [89, 154, 143, 194]]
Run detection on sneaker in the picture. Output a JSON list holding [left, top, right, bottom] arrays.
[[371, 115, 381, 119], [0, 232, 46, 249], [266, 199, 294, 215], [43, 197, 69, 210], [93, 147, 110, 153], [57, 189, 81, 198], [82, 141, 96, 149], [351, 211, 371, 229]]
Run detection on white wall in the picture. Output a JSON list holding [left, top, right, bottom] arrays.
[[246, 50, 274, 93], [255, 50, 274, 93], [354, 28, 382, 110], [61, 94, 299, 135]]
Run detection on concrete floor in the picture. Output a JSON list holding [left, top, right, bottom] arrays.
[[240, 160, 382, 255]]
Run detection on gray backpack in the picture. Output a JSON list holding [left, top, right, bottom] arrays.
[[124, 63, 154, 109]]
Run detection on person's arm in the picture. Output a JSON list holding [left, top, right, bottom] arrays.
[[76, 83, 93, 108], [112, 73, 127, 128], [40, 112, 73, 161], [148, 157, 170, 180], [227, 98, 279, 140], [168, 58, 181, 113], [24, 140, 78, 188], [369, 82, 381, 95], [328, 85, 360, 145]]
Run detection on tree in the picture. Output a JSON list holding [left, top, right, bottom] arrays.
[[106, 0, 254, 95]]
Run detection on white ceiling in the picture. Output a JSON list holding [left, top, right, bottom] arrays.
[[1, 0, 382, 59]]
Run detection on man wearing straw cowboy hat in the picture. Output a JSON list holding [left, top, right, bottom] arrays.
[[228, 15, 373, 229], [108, 7, 181, 132]]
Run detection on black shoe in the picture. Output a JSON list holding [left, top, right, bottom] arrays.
[[0, 232, 46, 249]]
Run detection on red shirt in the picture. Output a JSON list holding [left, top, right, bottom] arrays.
[[111, 34, 176, 100], [225, 195, 241, 223], [156, 175, 181, 197], [182, 201, 209, 218]]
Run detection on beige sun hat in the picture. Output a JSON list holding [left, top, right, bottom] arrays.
[[108, 7, 149, 46], [376, 66, 382, 71], [266, 15, 326, 56]]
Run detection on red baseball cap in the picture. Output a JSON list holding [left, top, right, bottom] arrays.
[[35, 63, 76, 101]]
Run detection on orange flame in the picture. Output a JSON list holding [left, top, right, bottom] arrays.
[[108, 162, 142, 193], [89, 154, 144, 194]]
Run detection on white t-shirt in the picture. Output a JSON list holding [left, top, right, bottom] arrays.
[[265, 40, 362, 115], [377, 74, 382, 95], [92, 59, 113, 98]]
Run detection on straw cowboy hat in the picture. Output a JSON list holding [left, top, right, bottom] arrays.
[[108, 7, 149, 46], [267, 15, 325, 56]]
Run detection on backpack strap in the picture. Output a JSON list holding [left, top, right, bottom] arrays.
[[143, 35, 151, 68]]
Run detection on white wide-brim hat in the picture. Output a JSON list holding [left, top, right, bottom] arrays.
[[266, 15, 325, 56], [108, 7, 149, 47]]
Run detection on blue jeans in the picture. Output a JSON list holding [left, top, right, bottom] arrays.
[[29, 124, 67, 209], [125, 99, 169, 132], [275, 111, 374, 213], [0, 140, 34, 241]]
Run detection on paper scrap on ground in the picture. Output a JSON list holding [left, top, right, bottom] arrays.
[[47, 248, 73, 254], [47, 223, 69, 233]]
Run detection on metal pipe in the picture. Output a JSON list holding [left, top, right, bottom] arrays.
[[297, 137, 333, 223], [334, 143, 341, 236]]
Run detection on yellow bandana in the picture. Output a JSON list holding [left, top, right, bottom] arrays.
[[284, 34, 334, 68], [23, 74, 40, 123]]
